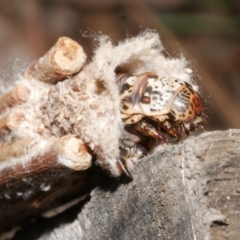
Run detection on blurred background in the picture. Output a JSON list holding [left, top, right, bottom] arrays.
[[0, 0, 240, 131]]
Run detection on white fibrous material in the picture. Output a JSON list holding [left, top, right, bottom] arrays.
[[0, 30, 195, 177]]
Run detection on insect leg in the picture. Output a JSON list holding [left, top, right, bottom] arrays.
[[182, 116, 204, 135], [116, 158, 133, 183], [133, 119, 167, 142], [160, 120, 181, 140], [119, 127, 148, 169]]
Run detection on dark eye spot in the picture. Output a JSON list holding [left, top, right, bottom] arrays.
[[141, 96, 150, 104], [122, 104, 129, 110]]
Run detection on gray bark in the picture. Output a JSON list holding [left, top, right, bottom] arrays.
[[6, 129, 240, 240]]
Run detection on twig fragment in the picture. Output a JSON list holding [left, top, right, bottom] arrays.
[[56, 135, 92, 171], [0, 110, 25, 132], [0, 85, 30, 114], [24, 37, 87, 83]]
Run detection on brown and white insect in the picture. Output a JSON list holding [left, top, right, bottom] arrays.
[[116, 72, 203, 170]]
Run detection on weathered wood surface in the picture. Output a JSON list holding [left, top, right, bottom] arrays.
[[7, 129, 240, 240]]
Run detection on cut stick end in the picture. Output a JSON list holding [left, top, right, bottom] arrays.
[[6, 110, 25, 131], [57, 136, 92, 171], [51, 37, 87, 74], [24, 37, 87, 84], [12, 85, 31, 103], [0, 85, 30, 114]]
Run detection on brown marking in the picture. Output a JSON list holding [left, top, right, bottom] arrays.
[[170, 84, 203, 122], [141, 96, 150, 104], [131, 72, 158, 106]]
